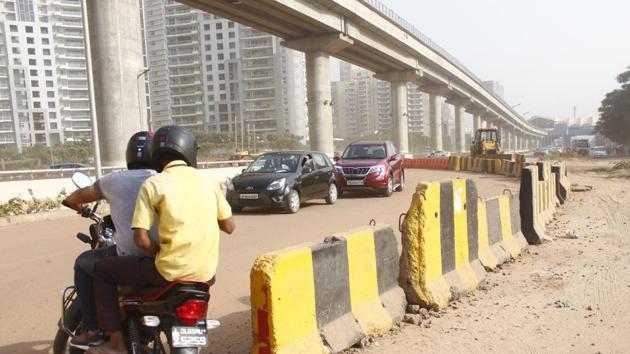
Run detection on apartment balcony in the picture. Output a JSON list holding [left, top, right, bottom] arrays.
[[242, 65, 273, 71], [242, 55, 273, 61], [166, 30, 198, 39], [60, 85, 88, 91], [63, 96, 88, 101], [165, 18, 196, 28], [244, 86, 274, 92], [169, 59, 199, 68], [170, 80, 201, 88], [64, 75, 87, 81], [58, 63, 86, 71], [170, 101, 201, 108], [244, 96, 275, 102], [245, 106, 274, 112], [169, 70, 199, 79], [61, 106, 90, 111], [54, 32, 84, 40], [51, 10, 82, 19], [63, 116, 91, 122], [56, 41, 85, 49], [169, 50, 199, 58], [64, 127, 91, 132], [171, 110, 203, 118], [55, 0, 81, 9], [167, 40, 199, 48], [170, 90, 201, 98]]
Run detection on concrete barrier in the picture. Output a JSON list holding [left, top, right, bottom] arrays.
[[250, 224, 405, 354], [551, 162, 570, 204], [447, 156, 462, 171], [403, 158, 449, 170], [399, 179, 486, 309], [477, 193, 528, 270], [519, 163, 561, 244]]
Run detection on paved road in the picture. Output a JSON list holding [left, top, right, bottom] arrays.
[[0, 169, 518, 354]]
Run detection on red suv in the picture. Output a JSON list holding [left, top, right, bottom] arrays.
[[334, 140, 404, 197]]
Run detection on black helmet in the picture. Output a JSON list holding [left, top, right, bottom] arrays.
[[125, 131, 154, 170], [150, 125, 198, 172]]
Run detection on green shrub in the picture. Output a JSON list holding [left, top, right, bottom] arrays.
[[0, 189, 67, 217]]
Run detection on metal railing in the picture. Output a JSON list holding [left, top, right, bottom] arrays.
[[0, 160, 254, 181], [362, 0, 532, 129]]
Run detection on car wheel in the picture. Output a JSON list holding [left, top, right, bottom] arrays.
[[325, 183, 338, 204], [383, 175, 393, 197], [395, 171, 404, 192], [285, 189, 300, 213]]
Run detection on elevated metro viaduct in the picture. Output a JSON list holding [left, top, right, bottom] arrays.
[[87, 0, 547, 163]]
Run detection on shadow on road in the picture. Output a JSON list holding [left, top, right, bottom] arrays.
[[0, 340, 52, 354], [206, 309, 251, 354]]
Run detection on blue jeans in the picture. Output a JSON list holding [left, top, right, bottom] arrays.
[[74, 245, 117, 331]]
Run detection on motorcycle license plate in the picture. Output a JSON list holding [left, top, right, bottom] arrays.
[[171, 326, 208, 348], [347, 180, 364, 186]]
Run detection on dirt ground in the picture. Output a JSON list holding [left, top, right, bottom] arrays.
[[353, 158, 630, 354]]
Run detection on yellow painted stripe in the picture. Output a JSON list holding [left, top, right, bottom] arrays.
[[423, 183, 442, 281], [250, 245, 324, 353], [498, 196, 520, 257], [452, 179, 469, 269], [346, 229, 392, 335]]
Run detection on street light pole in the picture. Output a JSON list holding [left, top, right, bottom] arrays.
[[81, 0, 102, 178], [137, 68, 150, 131]]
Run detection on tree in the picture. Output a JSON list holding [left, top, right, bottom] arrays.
[[596, 66, 630, 146]]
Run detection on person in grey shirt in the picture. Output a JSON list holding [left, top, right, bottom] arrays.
[[63, 131, 158, 349]]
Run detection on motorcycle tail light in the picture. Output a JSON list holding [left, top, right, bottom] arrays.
[[176, 300, 208, 326]]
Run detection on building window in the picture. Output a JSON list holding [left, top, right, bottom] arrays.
[[205, 55, 212, 61], [32, 91, 40, 97], [219, 84, 225, 90], [31, 80, 39, 86], [229, 42, 235, 49], [217, 43, 223, 50], [50, 122, 58, 129], [27, 37, 34, 44], [228, 32, 235, 39], [216, 33, 222, 40], [33, 102, 41, 108], [49, 112, 56, 118], [204, 45, 211, 51], [48, 102, 55, 108], [218, 64, 224, 70], [12, 47, 19, 54], [43, 49, 50, 55], [10, 25, 17, 32], [46, 81, 53, 87], [230, 52, 236, 60], [11, 36, 18, 43], [228, 22, 234, 28], [218, 54, 224, 60], [29, 59, 36, 65], [30, 70, 37, 76], [28, 48, 35, 55], [47, 91, 54, 98], [42, 38, 49, 45], [204, 34, 210, 41], [44, 59, 51, 66], [216, 23, 222, 30], [13, 58, 21, 65], [204, 24, 210, 30], [218, 73, 225, 80], [41, 27, 48, 34], [45, 70, 52, 77], [25, 26, 33, 33]]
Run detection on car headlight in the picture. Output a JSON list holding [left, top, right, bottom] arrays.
[[334, 165, 344, 174], [368, 165, 385, 174], [227, 178, 235, 191], [266, 178, 286, 191]]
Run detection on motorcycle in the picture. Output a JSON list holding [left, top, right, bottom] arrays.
[[53, 172, 219, 354]]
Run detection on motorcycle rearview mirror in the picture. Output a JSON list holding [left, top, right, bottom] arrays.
[[71, 172, 92, 189]]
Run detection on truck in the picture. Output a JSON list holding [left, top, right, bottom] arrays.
[[570, 135, 595, 156]]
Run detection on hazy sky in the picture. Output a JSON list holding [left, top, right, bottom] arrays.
[[338, 0, 630, 121]]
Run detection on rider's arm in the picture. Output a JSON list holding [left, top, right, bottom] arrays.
[[133, 228, 159, 255], [63, 181, 104, 212], [218, 217, 235, 234], [215, 181, 235, 235]]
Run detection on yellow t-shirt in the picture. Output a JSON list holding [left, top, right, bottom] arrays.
[[131, 160, 232, 281]]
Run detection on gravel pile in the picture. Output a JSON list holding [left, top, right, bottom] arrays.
[[612, 160, 630, 170]]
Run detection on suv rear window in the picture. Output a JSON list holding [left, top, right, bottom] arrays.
[[342, 144, 387, 159]]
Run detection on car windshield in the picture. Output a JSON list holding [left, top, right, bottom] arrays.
[[244, 153, 301, 173], [592, 147, 606, 152], [342, 144, 386, 159]]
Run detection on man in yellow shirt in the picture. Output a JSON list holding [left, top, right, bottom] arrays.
[[88, 126, 235, 354]]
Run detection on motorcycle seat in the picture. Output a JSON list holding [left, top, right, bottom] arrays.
[[118, 285, 164, 297]]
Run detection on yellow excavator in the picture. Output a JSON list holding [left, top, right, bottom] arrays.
[[471, 128, 502, 157]]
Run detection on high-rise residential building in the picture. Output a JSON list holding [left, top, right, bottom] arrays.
[[0, 0, 91, 152], [482, 80, 504, 100], [332, 62, 427, 139], [143, 0, 306, 139]]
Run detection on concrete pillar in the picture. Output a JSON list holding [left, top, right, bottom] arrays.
[[481, 119, 487, 129], [305, 51, 334, 155], [454, 105, 465, 153], [473, 114, 481, 133], [505, 129, 512, 152], [87, 0, 146, 166], [429, 94, 443, 151], [391, 81, 408, 154], [513, 132, 519, 151]]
